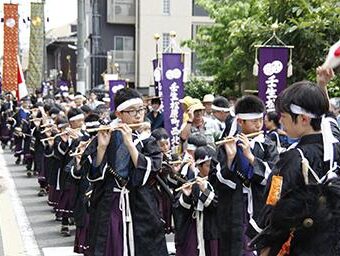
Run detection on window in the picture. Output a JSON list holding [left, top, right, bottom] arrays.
[[163, 0, 170, 15], [162, 33, 170, 52], [71, 24, 77, 33], [192, 0, 209, 16], [191, 24, 210, 75], [114, 36, 134, 51]]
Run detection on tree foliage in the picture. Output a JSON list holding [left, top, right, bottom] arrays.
[[186, 0, 340, 97]]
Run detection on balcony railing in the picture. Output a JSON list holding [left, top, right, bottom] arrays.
[[107, 50, 135, 81], [107, 0, 136, 24]]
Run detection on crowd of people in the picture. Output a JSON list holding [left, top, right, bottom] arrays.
[[0, 66, 340, 256]]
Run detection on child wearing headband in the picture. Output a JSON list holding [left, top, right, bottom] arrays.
[[254, 80, 340, 255], [86, 88, 168, 256], [217, 95, 279, 256], [174, 146, 219, 256]]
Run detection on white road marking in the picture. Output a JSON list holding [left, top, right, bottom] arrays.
[[0, 150, 41, 256], [42, 247, 79, 256]]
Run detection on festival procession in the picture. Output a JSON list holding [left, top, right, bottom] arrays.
[[0, 0, 340, 256]]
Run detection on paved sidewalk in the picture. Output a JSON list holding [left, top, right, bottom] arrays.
[[0, 149, 73, 256], [0, 150, 36, 256], [0, 148, 176, 256], [0, 178, 3, 256]]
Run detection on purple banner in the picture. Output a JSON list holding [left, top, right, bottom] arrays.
[[58, 79, 69, 97], [162, 53, 184, 150], [109, 80, 126, 111], [258, 47, 289, 112]]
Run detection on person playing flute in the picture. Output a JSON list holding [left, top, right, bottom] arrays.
[[84, 88, 168, 256], [216, 95, 279, 256], [252, 70, 340, 255], [174, 146, 219, 256], [68, 113, 101, 255], [56, 107, 87, 237]]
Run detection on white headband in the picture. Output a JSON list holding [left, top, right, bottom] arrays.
[[237, 113, 264, 120], [116, 98, 144, 112], [74, 95, 84, 100], [290, 104, 318, 118], [187, 144, 197, 151], [58, 123, 69, 128], [195, 156, 212, 165], [159, 138, 170, 143], [86, 121, 100, 127], [212, 105, 230, 112], [69, 113, 85, 121]]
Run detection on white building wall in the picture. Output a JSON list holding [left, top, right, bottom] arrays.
[[138, 0, 193, 89]]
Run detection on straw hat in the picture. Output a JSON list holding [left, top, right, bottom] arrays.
[[202, 94, 214, 103]]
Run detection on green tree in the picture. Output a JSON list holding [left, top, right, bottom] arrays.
[[186, 0, 340, 96], [184, 77, 215, 99]]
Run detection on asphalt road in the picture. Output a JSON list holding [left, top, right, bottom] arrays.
[[0, 148, 76, 256], [0, 148, 175, 256]]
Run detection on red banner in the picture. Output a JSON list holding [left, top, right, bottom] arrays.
[[2, 4, 19, 93]]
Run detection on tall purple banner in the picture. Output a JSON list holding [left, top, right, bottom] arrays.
[[162, 53, 184, 150], [258, 47, 289, 112], [109, 80, 126, 111]]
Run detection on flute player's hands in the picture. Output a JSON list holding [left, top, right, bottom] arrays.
[[115, 123, 133, 146], [238, 133, 255, 165], [60, 132, 69, 143], [224, 137, 237, 169], [97, 127, 111, 149], [182, 184, 192, 197]]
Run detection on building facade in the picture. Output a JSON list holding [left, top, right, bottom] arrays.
[[46, 23, 77, 92], [83, 0, 212, 94]]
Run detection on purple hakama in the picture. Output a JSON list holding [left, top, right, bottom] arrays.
[[56, 185, 76, 218], [242, 195, 256, 256], [157, 188, 173, 234], [105, 192, 124, 256], [176, 221, 198, 256], [37, 155, 47, 188], [0, 125, 11, 145], [48, 185, 60, 206], [176, 221, 219, 256], [74, 214, 90, 255]]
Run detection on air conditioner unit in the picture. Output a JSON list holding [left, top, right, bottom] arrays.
[[115, 4, 130, 16]]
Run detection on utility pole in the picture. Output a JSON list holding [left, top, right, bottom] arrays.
[[42, 0, 47, 83], [92, 0, 101, 87], [77, 0, 85, 94]]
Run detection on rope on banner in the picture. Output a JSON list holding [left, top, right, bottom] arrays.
[[253, 22, 294, 77]]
